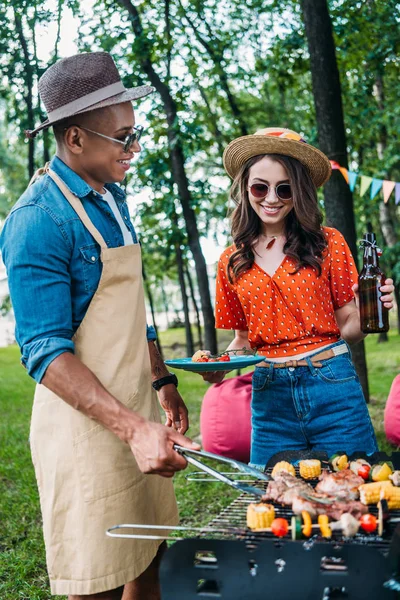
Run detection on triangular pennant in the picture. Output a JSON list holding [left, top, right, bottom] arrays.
[[348, 171, 358, 192], [382, 180, 396, 203], [370, 178, 383, 200], [339, 167, 349, 183], [360, 176, 373, 197], [396, 183, 400, 205]]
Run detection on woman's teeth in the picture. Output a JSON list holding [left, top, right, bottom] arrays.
[[118, 159, 130, 165], [261, 205, 282, 214]]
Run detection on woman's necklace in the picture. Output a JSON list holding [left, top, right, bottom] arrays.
[[263, 234, 285, 250]]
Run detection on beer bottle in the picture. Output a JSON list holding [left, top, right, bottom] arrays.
[[358, 232, 389, 334]]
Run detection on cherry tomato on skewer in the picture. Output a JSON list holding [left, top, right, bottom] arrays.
[[359, 514, 377, 533], [271, 518, 289, 538]]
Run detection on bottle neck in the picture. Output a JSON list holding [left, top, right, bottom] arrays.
[[363, 246, 378, 267]]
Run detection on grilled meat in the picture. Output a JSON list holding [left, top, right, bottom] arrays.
[[292, 493, 367, 520], [315, 469, 364, 501], [262, 472, 314, 505]]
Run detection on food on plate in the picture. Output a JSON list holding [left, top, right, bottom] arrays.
[[349, 459, 371, 480], [299, 459, 321, 480], [359, 513, 378, 533], [192, 350, 210, 362], [370, 462, 393, 482], [318, 514, 332, 538], [246, 503, 275, 530], [359, 480, 393, 505], [330, 453, 349, 471], [271, 461, 296, 479], [271, 517, 289, 537], [191, 350, 231, 363], [389, 471, 400, 486], [315, 469, 364, 501]]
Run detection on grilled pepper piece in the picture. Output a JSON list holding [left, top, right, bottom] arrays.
[[318, 514, 332, 538], [330, 453, 349, 472], [301, 510, 312, 537], [370, 462, 393, 482]]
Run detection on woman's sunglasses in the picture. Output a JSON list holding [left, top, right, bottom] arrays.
[[249, 183, 292, 201]]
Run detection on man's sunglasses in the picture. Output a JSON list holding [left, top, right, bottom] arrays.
[[249, 182, 292, 201], [65, 124, 144, 153]]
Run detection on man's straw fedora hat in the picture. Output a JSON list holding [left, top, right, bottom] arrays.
[[223, 127, 332, 187], [26, 52, 154, 138]]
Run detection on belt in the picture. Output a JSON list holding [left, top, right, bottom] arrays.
[[258, 344, 348, 369]]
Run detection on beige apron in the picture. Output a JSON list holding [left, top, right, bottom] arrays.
[[30, 169, 178, 596]]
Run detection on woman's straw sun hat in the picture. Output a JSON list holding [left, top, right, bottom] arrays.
[[223, 127, 332, 187]]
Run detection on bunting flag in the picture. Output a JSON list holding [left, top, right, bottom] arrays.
[[329, 161, 399, 204], [348, 171, 358, 192], [370, 178, 383, 200], [360, 176, 373, 197], [383, 180, 396, 203]]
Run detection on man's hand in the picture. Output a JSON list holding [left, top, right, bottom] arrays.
[[158, 383, 189, 434], [128, 419, 201, 477]]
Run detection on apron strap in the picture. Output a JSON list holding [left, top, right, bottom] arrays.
[[47, 167, 108, 250]]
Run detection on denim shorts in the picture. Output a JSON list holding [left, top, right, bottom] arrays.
[[250, 340, 378, 469]]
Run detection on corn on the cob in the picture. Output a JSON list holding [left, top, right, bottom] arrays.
[[271, 461, 296, 479], [299, 459, 321, 480], [382, 485, 400, 509], [247, 503, 275, 530], [359, 480, 393, 505]]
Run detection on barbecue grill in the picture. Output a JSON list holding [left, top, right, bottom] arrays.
[[110, 450, 400, 599]]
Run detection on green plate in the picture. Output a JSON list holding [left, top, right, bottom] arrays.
[[164, 355, 265, 372]]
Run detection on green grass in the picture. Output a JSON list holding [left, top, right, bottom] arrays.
[[1, 331, 400, 598]]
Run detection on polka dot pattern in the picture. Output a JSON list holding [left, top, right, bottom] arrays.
[[215, 227, 357, 358]]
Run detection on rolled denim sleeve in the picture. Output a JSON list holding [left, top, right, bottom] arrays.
[[146, 325, 157, 341], [1, 205, 75, 383]]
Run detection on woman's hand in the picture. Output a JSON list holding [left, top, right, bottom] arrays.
[[201, 370, 228, 384], [352, 278, 395, 310]]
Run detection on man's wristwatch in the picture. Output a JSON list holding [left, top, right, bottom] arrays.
[[152, 373, 178, 391]]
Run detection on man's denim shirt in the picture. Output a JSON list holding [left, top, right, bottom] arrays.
[[0, 156, 156, 383]]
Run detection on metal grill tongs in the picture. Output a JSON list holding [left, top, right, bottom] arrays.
[[173, 444, 269, 498], [106, 446, 269, 541]]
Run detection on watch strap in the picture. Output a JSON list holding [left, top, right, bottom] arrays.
[[152, 373, 178, 391]]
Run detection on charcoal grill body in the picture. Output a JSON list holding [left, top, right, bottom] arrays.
[[160, 537, 397, 599]]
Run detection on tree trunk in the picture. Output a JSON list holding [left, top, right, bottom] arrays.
[[374, 72, 398, 341], [142, 265, 163, 360], [301, 0, 370, 401], [178, 0, 248, 136], [117, 0, 218, 354], [161, 283, 170, 329], [185, 262, 203, 349], [14, 8, 35, 179], [175, 243, 194, 356]]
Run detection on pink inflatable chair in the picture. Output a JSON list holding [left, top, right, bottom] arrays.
[[384, 374, 400, 447], [200, 371, 253, 463]]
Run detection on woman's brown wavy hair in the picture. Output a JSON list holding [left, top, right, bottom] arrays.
[[227, 154, 327, 284]]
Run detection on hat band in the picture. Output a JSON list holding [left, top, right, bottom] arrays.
[[46, 81, 126, 122]]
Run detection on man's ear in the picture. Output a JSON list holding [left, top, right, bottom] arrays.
[[64, 126, 84, 155]]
